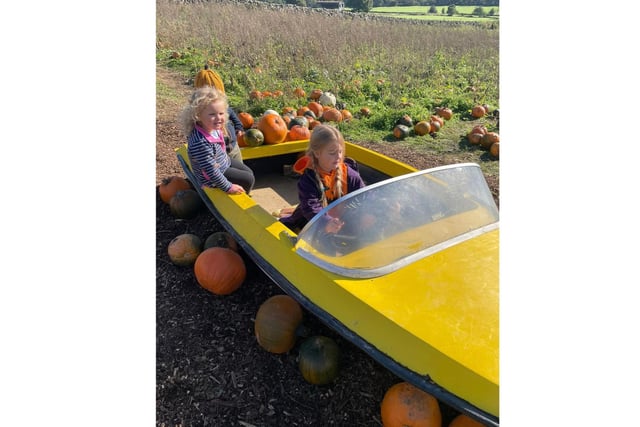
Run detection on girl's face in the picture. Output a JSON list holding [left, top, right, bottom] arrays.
[[197, 100, 226, 134], [314, 141, 343, 173]]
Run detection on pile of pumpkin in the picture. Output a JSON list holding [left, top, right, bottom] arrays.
[[392, 106, 453, 140], [466, 124, 499, 159], [158, 176, 204, 220], [238, 89, 355, 147]]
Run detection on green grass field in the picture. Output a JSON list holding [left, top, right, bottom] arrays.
[[370, 5, 499, 22]]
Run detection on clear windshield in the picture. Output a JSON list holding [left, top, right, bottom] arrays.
[[295, 163, 499, 278]]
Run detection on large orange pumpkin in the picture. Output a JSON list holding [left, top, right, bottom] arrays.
[[414, 121, 431, 136], [448, 414, 484, 427], [471, 105, 486, 118], [257, 113, 288, 144], [159, 176, 191, 204], [194, 247, 246, 295], [254, 294, 303, 354], [380, 382, 442, 427]]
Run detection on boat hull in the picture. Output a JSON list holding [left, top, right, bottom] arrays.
[[176, 140, 499, 426]]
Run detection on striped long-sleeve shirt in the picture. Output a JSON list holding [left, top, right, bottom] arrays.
[[187, 127, 232, 192]]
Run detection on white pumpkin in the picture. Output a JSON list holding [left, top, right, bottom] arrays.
[[263, 109, 280, 117], [318, 92, 336, 107]]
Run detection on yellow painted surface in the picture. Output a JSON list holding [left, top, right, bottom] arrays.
[[175, 144, 499, 416]]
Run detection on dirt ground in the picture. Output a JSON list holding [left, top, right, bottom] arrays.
[[155, 67, 499, 426]]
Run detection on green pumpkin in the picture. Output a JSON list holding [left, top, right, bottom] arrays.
[[393, 124, 411, 140], [244, 128, 264, 147], [288, 116, 309, 130], [298, 335, 340, 385], [204, 231, 239, 252], [169, 189, 203, 219]]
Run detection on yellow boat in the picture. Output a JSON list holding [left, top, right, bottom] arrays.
[[176, 140, 499, 426]]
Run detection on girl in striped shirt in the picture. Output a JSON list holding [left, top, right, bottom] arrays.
[[180, 86, 254, 194]]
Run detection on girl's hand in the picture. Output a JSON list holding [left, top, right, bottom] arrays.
[[227, 184, 245, 194], [324, 217, 344, 234]]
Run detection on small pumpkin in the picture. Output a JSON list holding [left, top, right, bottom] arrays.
[[303, 110, 317, 120], [448, 414, 484, 427], [194, 247, 246, 295], [393, 124, 410, 139], [287, 125, 311, 142], [467, 133, 484, 145], [204, 231, 239, 252], [307, 101, 324, 118], [429, 120, 441, 133], [194, 64, 225, 92], [310, 89, 323, 100], [244, 128, 264, 147], [293, 87, 306, 98], [360, 107, 371, 117], [435, 107, 453, 120], [169, 189, 203, 219], [414, 121, 431, 136], [340, 109, 353, 122], [296, 106, 310, 117], [257, 114, 288, 145], [288, 116, 309, 130], [272, 89, 284, 97], [395, 114, 413, 128], [261, 90, 273, 98], [480, 132, 500, 149], [255, 294, 303, 354], [489, 142, 499, 158], [159, 176, 191, 204], [469, 124, 488, 136], [167, 233, 202, 267], [237, 112, 254, 130], [298, 335, 340, 385], [249, 90, 263, 100], [321, 108, 342, 123], [282, 106, 296, 116], [471, 105, 486, 118], [380, 382, 442, 427], [430, 115, 444, 128]]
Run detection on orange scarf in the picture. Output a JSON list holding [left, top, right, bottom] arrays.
[[319, 163, 348, 202]]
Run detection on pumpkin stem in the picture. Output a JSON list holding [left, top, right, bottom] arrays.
[[204, 64, 209, 70]]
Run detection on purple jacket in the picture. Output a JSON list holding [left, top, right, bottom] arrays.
[[280, 157, 365, 230]]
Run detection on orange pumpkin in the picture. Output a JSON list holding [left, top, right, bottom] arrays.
[[448, 414, 484, 427], [257, 113, 288, 144], [261, 90, 273, 98], [296, 106, 310, 117], [287, 125, 311, 142], [489, 142, 499, 158], [307, 101, 324, 118], [340, 109, 353, 122], [159, 176, 191, 204], [380, 382, 442, 427], [435, 107, 453, 120], [194, 247, 246, 295], [360, 107, 371, 117], [310, 89, 323, 100], [321, 108, 342, 123], [272, 90, 284, 97], [293, 87, 306, 98], [167, 233, 202, 267], [467, 133, 484, 145], [238, 112, 254, 130], [469, 124, 488, 136], [480, 132, 500, 149], [249, 90, 263, 100], [414, 121, 431, 136], [282, 106, 296, 116], [471, 105, 486, 118], [254, 294, 303, 354], [237, 132, 247, 147]]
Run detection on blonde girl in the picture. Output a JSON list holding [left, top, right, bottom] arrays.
[[180, 86, 254, 194], [280, 124, 365, 231]]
